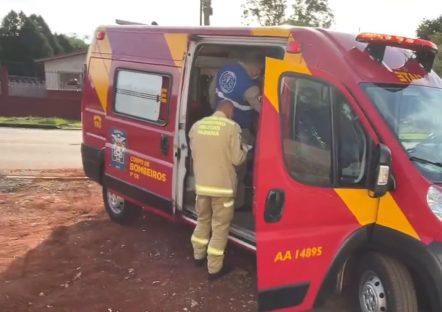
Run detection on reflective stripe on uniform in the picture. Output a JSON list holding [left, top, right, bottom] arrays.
[[191, 235, 209, 246], [200, 116, 234, 126], [196, 184, 234, 196], [196, 116, 234, 137], [207, 246, 225, 256], [223, 200, 234, 208], [216, 89, 253, 112], [197, 129, 220, 136]]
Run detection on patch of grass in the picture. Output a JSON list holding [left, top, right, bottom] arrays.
[[0, 116, 81, 129]]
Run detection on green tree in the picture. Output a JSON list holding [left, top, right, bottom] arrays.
[[0, 11, 88, 75], [0, 10, 25, 36], [19, 17, 53, 60], [29, 14, 64, 55], [0, 11, 28, 67], [241, 0, 334, 28], [55, 34, 73, 53], [285, 0, 334, 28], [416, 15, 442, 76], [242, 0, 287, 26], [55, 33, 88, 53], [430, 32, 442, 77], [417, 15, 442, 39], [66, 34, 88, 51], [16, 17, 53, 75]]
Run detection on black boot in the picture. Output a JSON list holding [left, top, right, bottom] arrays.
[[208, 265, 233, 281], [194, 258, 206, 267]]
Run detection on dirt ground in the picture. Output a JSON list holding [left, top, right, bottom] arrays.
[[0, 170, 346, 312]]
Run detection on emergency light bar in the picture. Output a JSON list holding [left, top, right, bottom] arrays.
[[356, 32, 438, 72], [356, 33, 438, 51]]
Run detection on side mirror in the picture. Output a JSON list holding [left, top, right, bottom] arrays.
[[371, 143, 392, 198]]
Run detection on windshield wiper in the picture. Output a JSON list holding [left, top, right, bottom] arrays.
[[409, 156, 442, 169]]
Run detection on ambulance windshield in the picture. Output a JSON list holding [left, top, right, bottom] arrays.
[[363, 84, 442, 183]]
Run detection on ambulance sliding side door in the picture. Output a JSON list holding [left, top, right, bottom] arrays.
[[103, 62, 179, 216]]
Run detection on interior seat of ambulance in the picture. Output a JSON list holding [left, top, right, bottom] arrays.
[[183, 44, 284, 242]]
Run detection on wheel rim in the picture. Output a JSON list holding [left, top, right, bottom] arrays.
[[359, 271, 387, 312], [107, 190, 125, 215]]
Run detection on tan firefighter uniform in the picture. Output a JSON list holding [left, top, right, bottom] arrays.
[[189, 111, 248, 274]]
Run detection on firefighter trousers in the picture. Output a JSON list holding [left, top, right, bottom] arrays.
[[191, 195, 235, 274]]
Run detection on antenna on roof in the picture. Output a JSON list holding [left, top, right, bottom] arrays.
[[115, 19, 146, 25]]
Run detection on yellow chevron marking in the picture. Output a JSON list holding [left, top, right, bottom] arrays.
[[164, 33, 188, 69], [377, 192, 420, 240], [335, 189, 420, 240], [264, 52, 311, 113], [251, 27, 291, 37], [89, 58, 111, 112], [335, 189, 378, 225], [88, 28, 112, 111]]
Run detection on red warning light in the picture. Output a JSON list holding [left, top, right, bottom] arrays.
[[287, 40, 301, 54], [96, 31, 105, 40]]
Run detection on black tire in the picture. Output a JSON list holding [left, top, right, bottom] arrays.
[[103, 186, 141, 224], [352, 252, 418, 312]]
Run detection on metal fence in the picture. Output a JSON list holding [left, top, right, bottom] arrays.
[[8, 75, 47, 98]]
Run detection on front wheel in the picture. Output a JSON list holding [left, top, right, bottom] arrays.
[[353, 252, 418, 312], [103, 187, 141, 224]]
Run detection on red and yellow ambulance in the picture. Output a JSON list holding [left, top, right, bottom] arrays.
[[81, 25, 442, 312]]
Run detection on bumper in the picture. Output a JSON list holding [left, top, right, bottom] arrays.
[[81, 143, 104, 184]]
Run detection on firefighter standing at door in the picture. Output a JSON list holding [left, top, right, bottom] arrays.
[[189, 100, 250, 280]]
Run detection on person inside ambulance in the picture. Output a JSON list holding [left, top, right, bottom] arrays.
[[189, 100, 250, 281], [211, 50, 264, 137], [209, 50, 265, 210]]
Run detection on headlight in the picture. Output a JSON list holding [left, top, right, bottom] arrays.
[[427, 186, 442, 221]]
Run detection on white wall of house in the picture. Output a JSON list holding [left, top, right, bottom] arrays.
[[44, 53, 86, 90]]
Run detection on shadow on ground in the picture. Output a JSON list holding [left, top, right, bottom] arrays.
[[0, 176, 349, 312], [0, 212, 257, 312]]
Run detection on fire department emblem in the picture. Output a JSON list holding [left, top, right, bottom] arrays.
[[219, 70, 237, 94], [111, 129, 127, 170]]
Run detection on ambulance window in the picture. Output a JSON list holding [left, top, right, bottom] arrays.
[[114, 70, 169, 123], [280, 76, 333, 186], [280, 76, 367, 187], [335, 93, 367, 185]]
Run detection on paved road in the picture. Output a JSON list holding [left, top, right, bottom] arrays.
[[0, 128, 82, 169]]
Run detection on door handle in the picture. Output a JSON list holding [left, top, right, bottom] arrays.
[[264, 189, 285, 223], [160, 134, 169, 156]]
